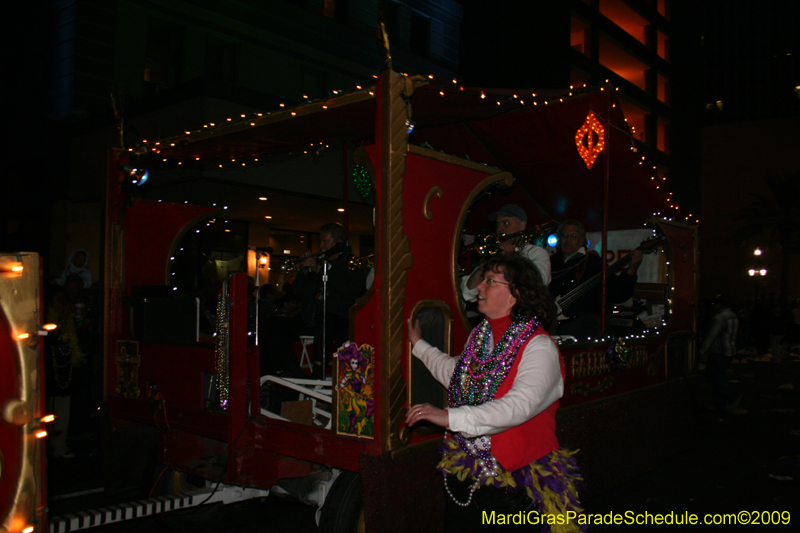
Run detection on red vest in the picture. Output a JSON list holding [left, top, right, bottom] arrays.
[[491, 325, 565, 472]]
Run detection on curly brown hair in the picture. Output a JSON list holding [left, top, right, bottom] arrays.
[[483, 253, 557, 331]]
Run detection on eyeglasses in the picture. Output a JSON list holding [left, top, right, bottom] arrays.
[[482, 277, 509, 287], [559, 232, 582, 240]]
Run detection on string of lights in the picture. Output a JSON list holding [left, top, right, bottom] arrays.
[[133, 73, 694, 225]]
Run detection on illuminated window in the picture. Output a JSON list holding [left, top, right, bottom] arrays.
[[599, 35, 648, 91], [657, 30, 670, 61], [657, 73, 670, 104], [571, 15, 589, 56], [599, 0, 647, 45], [658, 0, 670, 20], [657, 118, 670, 153]]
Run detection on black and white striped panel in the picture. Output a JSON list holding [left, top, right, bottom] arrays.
[[50, 494, 194, 532]]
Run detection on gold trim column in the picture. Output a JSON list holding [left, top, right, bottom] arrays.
[[378, 70, 414, 453]]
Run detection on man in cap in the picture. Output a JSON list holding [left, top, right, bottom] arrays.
[[461, 204, 551, 304]]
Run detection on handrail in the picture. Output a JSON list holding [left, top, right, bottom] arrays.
[[259, 375, 333, 429]]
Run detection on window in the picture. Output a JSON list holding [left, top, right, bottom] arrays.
[[144, 17, 185, 90], [571, 15, 589, 56], [657, 30, 669, 61], [169, 218, 248, 296], [599, 0, 648, 45], [323, 0, 349, 23], [658, 0, 670, 20], [599, 35, 648, 91], [657, 73, 670, 104], [657, 118, 669, 153], [204, 36, 239, 85]]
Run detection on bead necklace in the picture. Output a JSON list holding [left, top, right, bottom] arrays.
[[449, 316, 539, 408], [215, 291, 230, 410], [444, 315, 539, 502], [444, 474, 479, 507]]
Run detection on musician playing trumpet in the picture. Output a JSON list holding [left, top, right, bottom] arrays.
[[292, 223, 367, 378], [549, 219, 642, 339], [461, 204, 552, 308]]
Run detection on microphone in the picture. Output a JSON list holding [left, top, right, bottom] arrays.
[[317, 241, 346, 261]]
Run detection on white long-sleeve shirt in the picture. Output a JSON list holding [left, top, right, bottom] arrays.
[[412, 333, 563, 438], [460, 244, 551, 302], [700, 307, 739, 358]]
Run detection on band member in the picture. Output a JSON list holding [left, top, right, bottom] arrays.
[[461, 204, 551, 304], [292, 223, 367, 378], [550, 219, 642, 339]]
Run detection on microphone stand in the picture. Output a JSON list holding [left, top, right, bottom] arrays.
[[320, 258, 329, 381], [316, 241, 346, 381]]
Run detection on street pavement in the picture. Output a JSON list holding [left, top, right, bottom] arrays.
[[584, 348, 800, 531]]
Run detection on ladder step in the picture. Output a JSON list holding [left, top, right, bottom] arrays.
[[49, 493, 197, 532]]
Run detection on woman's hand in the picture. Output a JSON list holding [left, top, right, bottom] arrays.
[[405, 403, 448, 428], [407, 318, 422, 347]]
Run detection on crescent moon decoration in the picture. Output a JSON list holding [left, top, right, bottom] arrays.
[[423, 186, 444, 220], [575, 111, 606, 170]]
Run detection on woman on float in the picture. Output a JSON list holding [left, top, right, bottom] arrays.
[[406, 254, 584, 532]]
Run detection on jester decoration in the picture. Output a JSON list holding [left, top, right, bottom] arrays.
[[606, 335, 631, 371], [116, 341, 141, 399], [335, 342, 375, 438]]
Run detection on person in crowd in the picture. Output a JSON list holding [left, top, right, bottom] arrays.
[[461, 205, 551, 308], [44, 284, 88, 458], [292, 223, 367, 378], [56, 249, 93, 289], [258, 283, 280, 319], [62, 274, 98, 439], [277, 293, 302, 318], [700, 294, 746, 415], [549, 219, 642, 339], [787, 299, 800, 348], [406, 254, 584, 532]]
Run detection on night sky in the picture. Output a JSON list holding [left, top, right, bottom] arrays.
[[4, 0, 798, 254]]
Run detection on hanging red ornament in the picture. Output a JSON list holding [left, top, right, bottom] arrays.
[[575, 111, 606, 169]]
